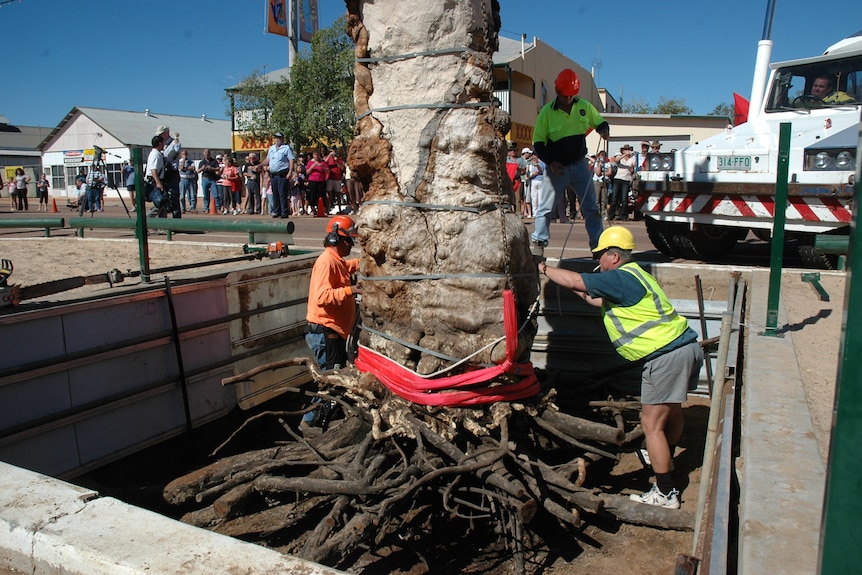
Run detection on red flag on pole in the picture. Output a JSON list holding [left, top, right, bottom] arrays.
[[733, 92, 750, 125]]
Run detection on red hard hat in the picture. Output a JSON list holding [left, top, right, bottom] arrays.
[[326, 215, 357, 238], [555, 69, 580, 97]]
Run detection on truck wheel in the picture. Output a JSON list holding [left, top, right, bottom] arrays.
[[797, 245, 835, 269], [671, 224, 738, 260], [796, 235, 837, 270], [644, 218, 681, 257]]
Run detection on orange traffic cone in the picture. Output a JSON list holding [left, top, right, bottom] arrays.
[[209, 198, 217, 215], [316, 197, 326, 217], [51, 198, 59, 213]]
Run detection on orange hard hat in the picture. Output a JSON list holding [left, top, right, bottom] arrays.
[[326, 215, 357, 238], [555, 69, 580, 97]]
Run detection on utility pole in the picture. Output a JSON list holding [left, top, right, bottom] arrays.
[[288, 0, 298, 69]]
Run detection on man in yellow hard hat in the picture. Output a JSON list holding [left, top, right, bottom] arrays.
[[537, 226, 703, 509]]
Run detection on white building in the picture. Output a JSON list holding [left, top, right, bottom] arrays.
[[39, 107, 231, 199]]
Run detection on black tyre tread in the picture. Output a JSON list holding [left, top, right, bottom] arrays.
[[797, 244, 836, 270], [688, 225, 739, 260], [644, 218, 680, 258]]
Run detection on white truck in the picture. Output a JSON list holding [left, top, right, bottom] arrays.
[[637, 27, 861, 268]]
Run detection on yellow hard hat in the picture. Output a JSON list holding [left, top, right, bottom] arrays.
[[593, 225, 636, 252]]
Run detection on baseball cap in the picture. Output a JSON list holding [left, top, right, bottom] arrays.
[[521, 147, 532, 155], [273, 132, 284, 139]]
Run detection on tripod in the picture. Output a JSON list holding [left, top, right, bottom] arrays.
[[93, 145, 132, 218]]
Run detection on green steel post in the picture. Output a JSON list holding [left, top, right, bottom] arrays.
[[133, 148, 151, 282], [818, 121, 862, 575], [762, 122, 791, 337]]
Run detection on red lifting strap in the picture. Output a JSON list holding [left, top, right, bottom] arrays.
[[354, 290, 540, 406]]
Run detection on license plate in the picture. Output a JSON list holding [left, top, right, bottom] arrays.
[[717, 156, 752, 170]]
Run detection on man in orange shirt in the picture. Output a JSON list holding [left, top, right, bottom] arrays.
[[304, 215, 361, 427], [305, 215, 361, 371]]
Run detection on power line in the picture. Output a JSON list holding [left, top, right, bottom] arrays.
[[0, 0, 24, 7]]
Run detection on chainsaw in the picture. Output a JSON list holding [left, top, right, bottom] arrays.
[[242, 241, 289, 259], [0, 258, 127, 308]]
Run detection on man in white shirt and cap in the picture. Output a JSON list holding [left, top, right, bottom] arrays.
[[155, 125, 182, 218]]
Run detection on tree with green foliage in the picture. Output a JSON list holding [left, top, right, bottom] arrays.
[[228, 16, 354, 151], [621, 96, 694, 115], [653, 97, 693, 115], [621, 96, 652, 114], [709, 101, 734, 120]]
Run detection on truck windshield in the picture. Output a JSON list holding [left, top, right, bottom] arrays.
[[765, 55, 862, 111]]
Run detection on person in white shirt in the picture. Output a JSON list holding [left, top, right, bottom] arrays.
[[609, 145, 637, 221], [145, 135, 167, 218]]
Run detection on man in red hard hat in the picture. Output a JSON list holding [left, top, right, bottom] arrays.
[[531, 68, 609, 258]]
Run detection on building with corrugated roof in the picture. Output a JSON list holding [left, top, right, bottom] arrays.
[[0, 115, 52, 196], [39, 107, 231, 199]]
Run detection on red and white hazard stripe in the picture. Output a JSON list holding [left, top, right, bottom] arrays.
[[640, 193, 852, 224]]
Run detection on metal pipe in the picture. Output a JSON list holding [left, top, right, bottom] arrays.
[[813, 235, 850, 255], [69, 216, 295, 236], [0, 218, 65, 238], [132, 147, 151, 283], [763, 123, 791, 336], [695, 275, 715, 393], [692, 310, 734, 558], [818, 96, 862, 574], [163, 277, 192, 435]]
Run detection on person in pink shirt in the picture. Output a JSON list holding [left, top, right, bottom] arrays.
[[305, 149, 329, 216]]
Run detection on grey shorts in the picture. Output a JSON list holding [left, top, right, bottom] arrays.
[[640, 341, 704, 404]]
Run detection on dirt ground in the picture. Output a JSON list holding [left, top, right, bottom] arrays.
[[0, 238, 844, 574]]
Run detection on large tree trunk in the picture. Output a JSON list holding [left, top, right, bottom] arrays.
[[346, 0, 537, 376]]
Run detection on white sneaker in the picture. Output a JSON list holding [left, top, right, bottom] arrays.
[[629, 484, 680, 509]]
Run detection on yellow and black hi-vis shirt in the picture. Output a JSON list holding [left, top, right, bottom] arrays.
[[532, 97, 608, 166]]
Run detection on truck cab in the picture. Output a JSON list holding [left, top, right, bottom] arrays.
[[638, 30, 861, 267]]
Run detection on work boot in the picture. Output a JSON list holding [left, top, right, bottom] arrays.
[[530, 239, 547, 258]]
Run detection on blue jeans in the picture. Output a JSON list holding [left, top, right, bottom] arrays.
[[201, 177, 219, 212], [304, 332, 327, 424], [305, 332, 327, 369], [180, 178, 197, 211], [86, 186, 102, 212], [532, 158, 603, 249]]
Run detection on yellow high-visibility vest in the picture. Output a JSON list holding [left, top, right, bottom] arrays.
[[602, 263, 689, 361]]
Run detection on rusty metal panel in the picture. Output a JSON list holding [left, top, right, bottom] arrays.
[[225, 254, 318, 409]]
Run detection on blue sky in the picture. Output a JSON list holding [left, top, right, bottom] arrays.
[[2, 0, 860, 128]]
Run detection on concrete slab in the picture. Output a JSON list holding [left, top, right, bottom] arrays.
[[0, 462, 345, 575], [737, 270, 826, 575]]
